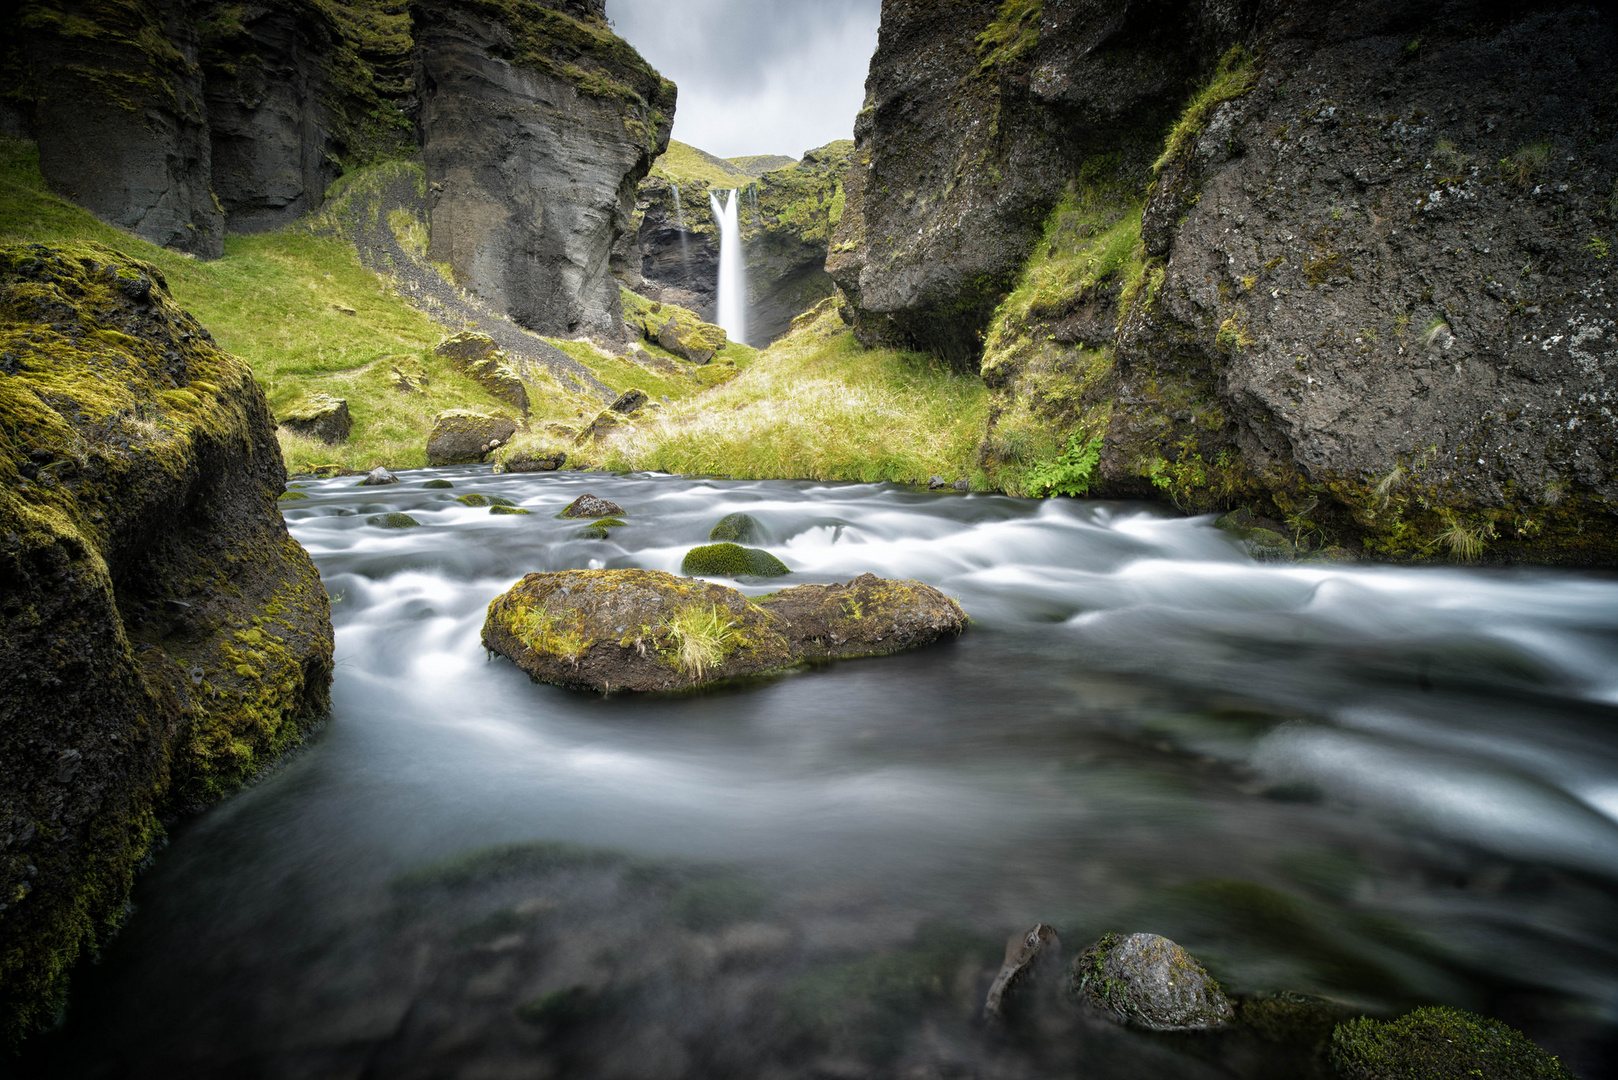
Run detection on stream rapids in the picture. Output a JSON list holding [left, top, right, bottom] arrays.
[[20, 468, 1618, 1078]]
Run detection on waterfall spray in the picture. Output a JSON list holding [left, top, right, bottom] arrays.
[[709, 188, 747, 346], [671, 183, 690, 271]]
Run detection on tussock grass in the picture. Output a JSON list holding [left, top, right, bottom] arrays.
[[1154, 45, 1258, 172], [599, 307, 989, 483], [662, 604, 740, 678]]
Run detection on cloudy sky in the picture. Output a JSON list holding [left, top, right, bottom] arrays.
[[606, 0, 881, 160]]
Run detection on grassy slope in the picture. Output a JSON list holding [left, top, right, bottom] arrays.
[[600, 304, 989, 483], [651, 140, 756, 188]]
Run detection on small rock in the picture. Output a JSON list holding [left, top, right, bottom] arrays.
[[367, 513, 421, 529], [609, 388, 649, 414], [457, 493, 492, 507], [560, 494, 625, 519], [681, 543, 789, 578], [1069, 932, 1233, 1032], [491, 505, 532, 516], [359, 467, 399, 486], [927, 475, 947, 490], [708, 512, 760, 543], [278, 394, 351, 445], [504, 450, 567, 472], [423, 479, 455, 489], [952, 479, 970, 491]]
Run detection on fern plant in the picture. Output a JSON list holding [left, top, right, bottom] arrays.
[[1025, 432, 1103, 498]]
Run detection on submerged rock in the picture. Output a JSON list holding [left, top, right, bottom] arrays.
[[708, 512, 760, 543], [423, 479, 455, 489], [426, 410, 517, 466], [561, 494, 625, 519], [1331, 1007, 1575, 1080], [278, 394, 351, 444], [491, 505, 531, 516], [0, 243, 333, 1037], [482, 569, 967, 693], [984, 924, 1062, 1024], [681, 543, 789, 578], [360, 466, 400, 486], [1069, 932, 1234, 1032], [368, 513, 422, 529]]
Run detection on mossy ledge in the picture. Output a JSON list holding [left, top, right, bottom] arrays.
[[0, 243, 334, 1040], [482, 569, 966, 693]]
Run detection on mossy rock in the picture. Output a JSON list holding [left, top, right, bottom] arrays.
[[1331, 1007, 1576, 1080], [457, 493, 492, 507], [491, 505, 531, 516], [682, 543, 789, 578], [277, 490, 309, 502], [482, 570, 967, 693], [0, 242, 333, 1039], [488, 495, 516, 507], [709, 512, 759, 543], [560, 493, 625, 519], [591, 517, 627, 528], [423, 479, 455, 489], [368, 513, 422, 529], [1068, 932, 1233, 1032]]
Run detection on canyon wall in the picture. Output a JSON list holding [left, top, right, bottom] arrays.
[[0, 243, 334, 1038], [840, 0, 1618, 563]]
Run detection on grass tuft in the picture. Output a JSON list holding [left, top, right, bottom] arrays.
[[1154, 45, 1259, 173], [661, 604, 741, 678]]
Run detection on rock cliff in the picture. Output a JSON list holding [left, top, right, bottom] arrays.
[[414, 0, 674, 340], [840, 0, 1618, 563], [623, 140, 854, 344], [0, 243, 334, 1038]]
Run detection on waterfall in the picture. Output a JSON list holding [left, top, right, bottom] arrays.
[[670, 183, 690, 271], [709, 188, 747, 346]]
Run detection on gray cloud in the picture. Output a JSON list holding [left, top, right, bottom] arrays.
[[606, 0, 880, 159]]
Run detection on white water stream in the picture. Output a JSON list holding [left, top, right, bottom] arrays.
[[710, 187, 747, 345]]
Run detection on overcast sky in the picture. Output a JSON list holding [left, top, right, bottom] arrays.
[[606, 0, 880, 160]]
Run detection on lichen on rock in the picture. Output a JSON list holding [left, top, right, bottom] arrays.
[[426, 409, 518, 466], [1069, 932, 1234, 1032], [0, 241, 333, 1039]]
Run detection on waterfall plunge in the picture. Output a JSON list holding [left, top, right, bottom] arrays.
[[709, 188, 747, 346]]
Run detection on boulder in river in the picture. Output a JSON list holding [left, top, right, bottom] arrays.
[[368, 513, 421, 529], [504, 449, 567, 473], [277, 394, 351, 444], [0, 242, 333, 1038], [682, 543, 789, 578], [561, 494, 625, 519], [1069, 932, 1234, 1032], [1331, 1006, 1576, 1080], [360, 466, 400, 486], [427, 410, 518, 466], [482, 569, 967, 692], [709, 512, 760, 543]]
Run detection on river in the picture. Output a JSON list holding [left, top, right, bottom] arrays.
[[20, 468, 1618, 1078]]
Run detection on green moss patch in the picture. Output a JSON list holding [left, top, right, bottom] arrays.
[[368, 512, 421, 528], [709, 512, 760, 543], [1331, 1007, 1576, 1080], [681, 543, 790, 578]]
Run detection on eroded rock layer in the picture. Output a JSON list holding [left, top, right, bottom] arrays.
[[0, 243, 334, 1038]]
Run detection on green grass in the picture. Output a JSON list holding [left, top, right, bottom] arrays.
[[1154, 45, 1258, 172], [600, 305, 990, 483], [651, 139, 756, 189]]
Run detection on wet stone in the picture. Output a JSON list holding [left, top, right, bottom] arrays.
[[561, 494, 625, 519], [1069, 932, 1233, 1032]]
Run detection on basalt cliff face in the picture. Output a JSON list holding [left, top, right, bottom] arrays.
[[840, 0, 1618, 563], [1, 1, 665, 341], [0, 243, 334, 1038], [414, 0, 674, 340], [622, 140, 854, 345]]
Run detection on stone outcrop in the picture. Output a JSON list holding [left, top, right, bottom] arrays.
[[278, 394, 352, 444], [0, 243, 333, 1038], [622, 140, 855, 344], [621, 291, 728, 364], [414, 0, 675, 340], [482, 569, 967, 692], [433, 332, 531, 413], [840, 0, 1618, 563], [426, 409, 517, 465]]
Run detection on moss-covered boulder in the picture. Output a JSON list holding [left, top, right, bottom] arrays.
[[426, 410, 518, 466], [1331, 1007, 1576, 1080], [277, 393, 351, 444], [1069, 932, 1234, 1032], [368, 512, 422, 529], [424, 479, 455, 489], [482, 569, 968, 693], [709, 512, 759, 543], [490, 505, 531, 516], [621, 292, 728, 363], [433, 332, 530, 414], [0, 243, 333, 1039], [682, 543, 790, 578]]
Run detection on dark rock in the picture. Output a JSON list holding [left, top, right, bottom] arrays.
[[561, 494, 625, 519], [504, 450, 568, 472], [368, 513, 422, 529], [360, 467, 400, 486], [609, 388, 649, 414], [481, 569, 967, 692], [0, 243, 332, 1038], [1331, 1006, 1576, 1080], [984, 924, 1062, 1024], [681, 543, 790, 578], [423, 479, 455, 489], [951, 479, 969, 491], [708, 512, 759, 543], [927, 475, 946, 490], [415, 0, 674, 340], [426, 411, 518, 466], [1069, 932, 1234, 1032], [277, 395, 351, 445]]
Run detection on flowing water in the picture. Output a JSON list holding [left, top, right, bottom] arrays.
[[20, 469, 1618, 1079], [670, 183, 690, 273], [710, 188, 747, 345]]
